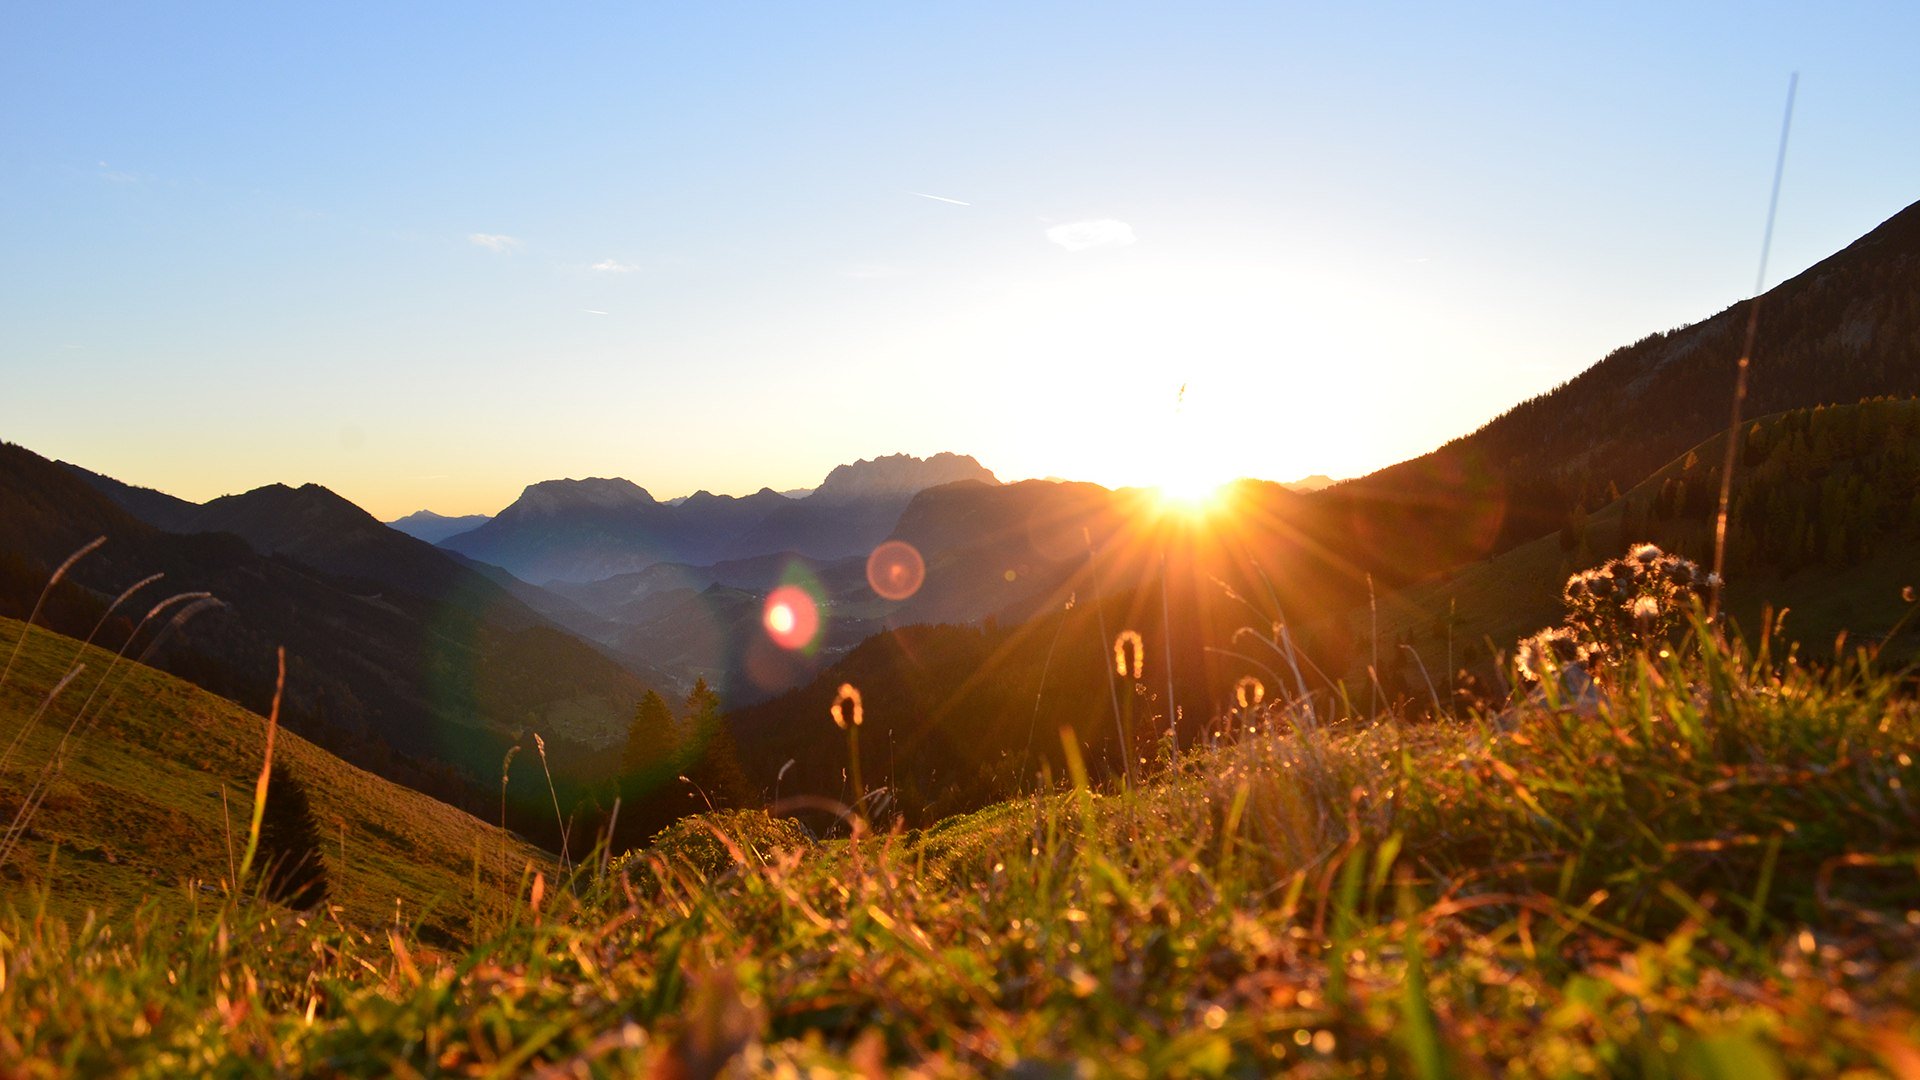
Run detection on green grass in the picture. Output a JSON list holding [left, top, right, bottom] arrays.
[[0, 616, 551, 940], [3, 611, 1917, 1075]]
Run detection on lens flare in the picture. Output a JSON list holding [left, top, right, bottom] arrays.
[[865, 540, 927, 601], [763, 584, 819, 651]]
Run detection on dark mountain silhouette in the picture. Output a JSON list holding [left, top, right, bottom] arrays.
[[719, 453, 999, 562], [439, 453, 998, 584], [57, 463, 201, 532], [4, 444, 660, 808], [388, 510, 493, 544], [1312, 197, 1920, 587], [163, 483, 530, 611], [439, 478, 793, 584]]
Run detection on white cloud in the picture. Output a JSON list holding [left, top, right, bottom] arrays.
[[468, 233, 521, 253], [591, 258, 639, 273], [1045, 219, 1137, 252]]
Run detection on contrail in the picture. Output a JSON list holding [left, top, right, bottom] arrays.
[[583, 309, 609, 315], [910, 191, 971, 206]]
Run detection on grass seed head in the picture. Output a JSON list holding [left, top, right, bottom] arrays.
[[831, 683, 863, 730], [1114, 630, 1144, 679]]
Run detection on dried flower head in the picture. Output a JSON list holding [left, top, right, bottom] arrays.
[[1522, 544, 1709, 682]]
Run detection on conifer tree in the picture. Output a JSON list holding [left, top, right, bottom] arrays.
[[256, 763, 329, 909], [622, 689, 676, 779], [676, 679, 752, 808]]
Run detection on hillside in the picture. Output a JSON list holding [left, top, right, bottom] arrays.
[[0, 616, 548, 939], [2, 442, 658, 811], [1365, 397, 1920, 699], [1312, 197, 1920, 584]]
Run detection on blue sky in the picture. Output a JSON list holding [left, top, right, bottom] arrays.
[[4, 3, 1917, 518]]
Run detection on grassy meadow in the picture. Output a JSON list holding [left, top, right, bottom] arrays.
[[3, 597, 1918, 1075], [0, 616, 550, 941]]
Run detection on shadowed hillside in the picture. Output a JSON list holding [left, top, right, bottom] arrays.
[[2, 444, 659, 814], [0, 616, 549, 938]]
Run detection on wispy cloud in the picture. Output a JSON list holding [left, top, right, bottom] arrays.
[[583, 309, 609, 315], [1046, 219, 1136, 252], [843, 263, 905, 280], [910, 191, 971, 206], [96, 161, 146, 184], [591, 258, 639, 273], [469, 233, 521, 253]]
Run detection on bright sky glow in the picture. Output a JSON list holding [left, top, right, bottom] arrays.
[[3, 4, 1918, 518]]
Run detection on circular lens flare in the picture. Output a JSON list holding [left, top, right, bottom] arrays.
[[763, 585, 820, 651], [865, 540, 927, 601]]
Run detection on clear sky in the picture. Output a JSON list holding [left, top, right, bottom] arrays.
[[4, 3, 1917, 519]]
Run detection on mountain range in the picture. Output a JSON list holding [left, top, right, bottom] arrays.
[[437, 452, 998, 584], [3, 196, 1916, 851], [0, 452, 662, 812]]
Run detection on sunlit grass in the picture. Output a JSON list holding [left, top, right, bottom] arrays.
[[4, 617, 1916, 1075]]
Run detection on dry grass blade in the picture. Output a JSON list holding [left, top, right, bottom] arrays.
[[236, 646, 287, 886], [0, 537, 103, 694]]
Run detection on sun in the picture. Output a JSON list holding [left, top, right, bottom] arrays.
[[1152, 471, 1229, 514], [1141, 424, 1236, 514]]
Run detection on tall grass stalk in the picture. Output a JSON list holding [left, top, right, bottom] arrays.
[[532, 733, 572, 876], [1083, 528, 1133, 789], [0, 592, 220, 868], [0, 536, 102, 695], [0, 571, 159, 776], [234, 647, 286, 886], [1710, 72, 1797, 619], [498, 743, 521, 918]]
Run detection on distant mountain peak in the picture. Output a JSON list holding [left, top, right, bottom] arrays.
[[391, 509, 466, 525], [388, 509, 495, 544], [509, 476, 656, 516], [811, 452, 998, 503]]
